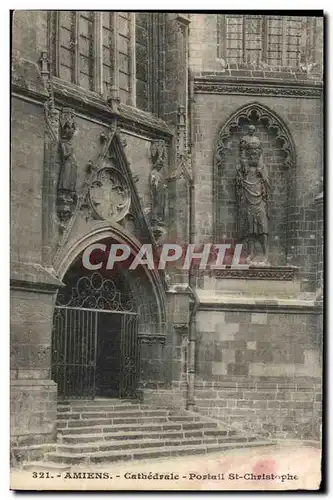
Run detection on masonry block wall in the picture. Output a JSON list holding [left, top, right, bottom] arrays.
[[194, 378, 321, 440], [11, 99, 45, 263], [194, 308, 321, 439], [10, 288, 57, 448], [195, 309, 320, 379], [12, 10, 48, 61], [139, 340, 166, 387]]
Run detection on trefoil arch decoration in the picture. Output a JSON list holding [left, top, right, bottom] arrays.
[[56, 271, 136, 313], [214, 102, 296, 172]]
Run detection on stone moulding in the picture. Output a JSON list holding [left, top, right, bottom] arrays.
[[197, 299, 319, 314], [213, 266, 297, 281], [194, 78, 322, 99], [190, 266, 298, 281]]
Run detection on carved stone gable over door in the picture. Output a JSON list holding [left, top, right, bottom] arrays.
[[81, 130, 155, 242], [53, 127, 157, 271]]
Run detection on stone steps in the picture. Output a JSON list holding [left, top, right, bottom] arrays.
[[17, 399, 273, 468], [58, 399, 141, 406], [21, 461, 71, 472], [57, 404, 161, 413], [60, 428, 238, 444], [57, 409, 172, 420], [58, 421, 218, 435], [57, 415, 202, 429], [55, 434, 257, 455], [46, 440, 271, 465]]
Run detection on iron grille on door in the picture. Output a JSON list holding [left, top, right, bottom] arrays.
[[52, 306, 98, 399], [120, 314, 139, 399], [51, 272, 139, 400]]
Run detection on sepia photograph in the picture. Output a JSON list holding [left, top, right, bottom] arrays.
[[10, 9, 324, 491]]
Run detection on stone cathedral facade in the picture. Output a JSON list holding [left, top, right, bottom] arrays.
[[11, 12, 323, 462]]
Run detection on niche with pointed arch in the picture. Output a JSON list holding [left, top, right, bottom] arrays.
[[213, 103, 296, 266]]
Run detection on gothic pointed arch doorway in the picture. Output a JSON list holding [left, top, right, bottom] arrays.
[[52, 260, 139, 400]]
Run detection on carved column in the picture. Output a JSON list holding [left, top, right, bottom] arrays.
[[165, 14, 191, 284], [41, 57, 60, 266], [167, 106, 192, 283], [107, 12, 120, 112], [164, 14, 190, 129]]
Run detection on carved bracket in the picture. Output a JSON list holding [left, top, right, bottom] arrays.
[[56, 190, 77, 233], [173, 324, 189, 334], [138, 334, 166, 345]]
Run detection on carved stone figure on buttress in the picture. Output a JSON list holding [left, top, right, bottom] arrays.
[[235, 125, 270, 265], [56, 109, 78, 228], [58, 114, 77, 194], [149, 140, 167, 224]]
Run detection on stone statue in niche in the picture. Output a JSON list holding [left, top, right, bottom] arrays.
[[149, 140, 167, 240], [58, 109, 77, 192], [235, 124, 270, 265], [57, 108, 78, 229]]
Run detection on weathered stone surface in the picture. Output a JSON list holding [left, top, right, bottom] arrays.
[[194, 379, 321, 440]]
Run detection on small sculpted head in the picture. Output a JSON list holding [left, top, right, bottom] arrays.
[[248, 125, 256, 136]]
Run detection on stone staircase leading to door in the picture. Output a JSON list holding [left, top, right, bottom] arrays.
[[16, 399, 273, 469]]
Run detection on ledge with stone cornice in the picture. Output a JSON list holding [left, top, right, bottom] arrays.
[[193, 69, 323, 98], [11, 57, 173, 141], [10, 261, 64, 294], [196, 290, 320, 314], [190, 266, 321, 313]]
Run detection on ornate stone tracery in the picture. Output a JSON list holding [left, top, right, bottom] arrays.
[[215, 102, 296, 172]]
